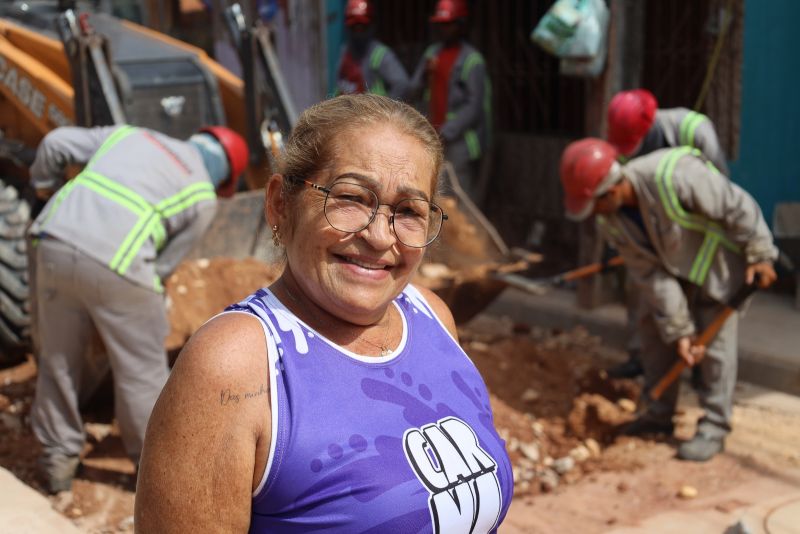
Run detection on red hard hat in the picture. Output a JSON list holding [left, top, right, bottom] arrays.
[[345, 0, 372, 26], [607, 89, 658, 156], [560, 138, 620, 221], [198, 126, 249, 198], [430, 0, 468, 23]]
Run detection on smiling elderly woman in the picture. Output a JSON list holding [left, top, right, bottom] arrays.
[[134, 94, 513, 533]]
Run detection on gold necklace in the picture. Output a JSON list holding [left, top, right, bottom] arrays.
[[276, 279, 394, 357]]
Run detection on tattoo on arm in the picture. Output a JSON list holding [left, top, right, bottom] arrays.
[[219, 384, 268, 406]]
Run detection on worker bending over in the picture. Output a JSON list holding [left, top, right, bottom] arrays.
[[560, 138, 777, 462], [28, 124, 248, 493], [605, 89, 730, 379]]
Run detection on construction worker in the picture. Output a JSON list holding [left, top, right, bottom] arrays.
[[27, 124, 248, 493], [409, 0, 491, 200], [606, 89, 730, 379], [560, 138, 777, 462], [336, 0, 409, 100]]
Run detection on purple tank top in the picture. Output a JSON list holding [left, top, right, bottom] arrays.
[[226, 284, 513, 533]]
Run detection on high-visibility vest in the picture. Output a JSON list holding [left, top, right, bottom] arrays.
[[41, 126, 216, 291]]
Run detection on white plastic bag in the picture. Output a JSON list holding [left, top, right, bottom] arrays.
[[531, 0, 609, 60]]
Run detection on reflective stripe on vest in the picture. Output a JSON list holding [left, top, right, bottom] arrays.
[[678, 111, 707, 148], [368, 44, 388, 96], [654, 147, 740, 286], [43, 127, 216, 288], [434, 50, 491, 160]]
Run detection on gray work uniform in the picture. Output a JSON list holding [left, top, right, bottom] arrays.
[[336, 40, 409, 101], [409, 41, 491, 198], [29, 125, 218, 461], [598, 147, 777, 438], [623, 108, 730, 355], [630, 108, 729, 176]]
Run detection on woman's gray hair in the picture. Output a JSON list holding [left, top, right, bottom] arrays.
[[278, 94, 444, 197]]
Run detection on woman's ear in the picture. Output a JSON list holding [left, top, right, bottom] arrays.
[[265, 173, 286, 227]]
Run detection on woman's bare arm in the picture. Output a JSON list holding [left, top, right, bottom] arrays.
[[135, 313, 272, 533]]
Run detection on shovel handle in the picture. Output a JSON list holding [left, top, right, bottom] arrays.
[[649, 280, 759, 401], [559, 256, 625, 283]]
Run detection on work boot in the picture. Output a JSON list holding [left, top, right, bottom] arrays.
[[38, 453, 80, 494], [623, 416, 674, 437], [677, 433, 725, 462], [606, 353, 644, 379]]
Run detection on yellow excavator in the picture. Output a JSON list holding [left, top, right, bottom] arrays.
[[0, 0, 293, 359]]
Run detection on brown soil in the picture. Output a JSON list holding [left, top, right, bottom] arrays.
[[1, 205, 798, 531], [2, 283, 799, 532]]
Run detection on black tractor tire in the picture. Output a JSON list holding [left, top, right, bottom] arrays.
[[0, 179, 31, 365]]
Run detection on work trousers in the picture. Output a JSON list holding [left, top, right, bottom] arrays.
[[31, 237, 170, 462], [640, 288, 738, 439]]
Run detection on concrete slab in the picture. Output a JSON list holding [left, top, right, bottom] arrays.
[[482, 287, 800, 396], [0, 467, 81, 534]]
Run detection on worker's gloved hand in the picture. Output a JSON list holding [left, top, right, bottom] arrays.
[[676, 336, 706, 367], [746, 262, 777, 289]]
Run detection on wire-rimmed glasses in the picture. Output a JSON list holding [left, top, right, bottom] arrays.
[[286, 176, 447, 248]]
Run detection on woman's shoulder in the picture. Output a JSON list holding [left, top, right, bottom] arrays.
[[405, 284, 458, 339], [173, 311, 270, 388]]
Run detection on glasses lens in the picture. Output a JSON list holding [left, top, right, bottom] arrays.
[[394, 199, 444, 247], [324, 182, 377, 233]]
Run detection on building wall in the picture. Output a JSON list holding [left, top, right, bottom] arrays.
[[730, 0, 800, 227]]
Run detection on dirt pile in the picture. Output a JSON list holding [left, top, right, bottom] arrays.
[[461, 315, 640, 496], [165, 257, 283, 350], [0, 249, 643, 530]]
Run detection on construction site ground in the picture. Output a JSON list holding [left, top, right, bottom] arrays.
[[0, 257, 799, 533]]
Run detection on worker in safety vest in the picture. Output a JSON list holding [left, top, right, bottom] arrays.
[[28, 124, 248, 493], [336, 0, 409, 101], [605, 89, 730, 379], [560, 138, 777, 462], [409, 0, 491, 200]]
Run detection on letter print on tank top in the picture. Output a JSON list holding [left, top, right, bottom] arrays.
[[403, 417, 501, 533]]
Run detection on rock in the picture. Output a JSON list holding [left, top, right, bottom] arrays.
[[520, 388, 540, 403], [507, 437, 520, 452], [519, 442, 540, 463], [419, 262, 453, 279], [539, 468, 559, 492], [724, 520, 754, 534], [569, 445, 591, 463], [531, 421, 545, 437], [118, 515, 135, 531], [512, 466, 522, 484], [678, 485, 698, 499], [584, 438, 601, 457], [470, 341, 490, 352], [197, 258, 211, 269], [617, 398, 637, 413], [176, 285, 188, 295], [552, 456, 575, 475], [0, 394, 9, 411]]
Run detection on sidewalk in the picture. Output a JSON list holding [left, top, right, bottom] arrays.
[[483, 287, 800, 396], [0, 468, 82, 533]]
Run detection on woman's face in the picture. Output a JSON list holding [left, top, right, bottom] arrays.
[[281, 123, 436, 325]]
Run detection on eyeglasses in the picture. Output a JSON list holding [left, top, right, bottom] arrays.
[[286, 176, 447, 248]]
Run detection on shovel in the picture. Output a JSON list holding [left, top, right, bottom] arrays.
[[649, 278, 760, 401], [493, 256, 625, 295]]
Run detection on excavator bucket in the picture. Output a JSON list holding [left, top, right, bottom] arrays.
[[415, 163, 531, 324], [184, 190, 281, 264]]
